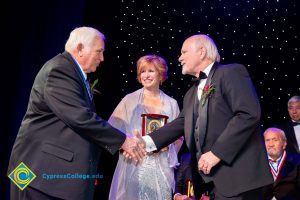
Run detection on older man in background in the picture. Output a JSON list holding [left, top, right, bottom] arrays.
[[262, 127, 300, 200]]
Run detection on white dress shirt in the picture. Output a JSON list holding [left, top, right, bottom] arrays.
[[292, 122, 300, 152]]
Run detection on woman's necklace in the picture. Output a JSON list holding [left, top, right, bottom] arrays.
[[142, 89, 163, 114]]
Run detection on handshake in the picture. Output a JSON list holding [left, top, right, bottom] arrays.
[[120, 130, 147, 162]]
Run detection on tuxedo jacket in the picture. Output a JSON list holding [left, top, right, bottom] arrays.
[[261, 153, 300, 200], [277, 121, 300, 155], [8, 52, 126, 200], [149, 63, 273, 197]]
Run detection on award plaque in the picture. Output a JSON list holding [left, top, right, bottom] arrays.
[[141, 114, 169, 136]]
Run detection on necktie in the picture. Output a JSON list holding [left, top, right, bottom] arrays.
[[84, 79, 93, 100], [72, 59, 93, 101], [292, 122, 300, 126]]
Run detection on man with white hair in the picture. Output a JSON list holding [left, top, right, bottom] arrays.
[[262, 127, 300, 200], [141, 34, 273, 199], [8, 27, 144, 200]]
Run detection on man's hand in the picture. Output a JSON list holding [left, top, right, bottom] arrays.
[[121, 130, 146, 162], [133, 129, 146, 150], [174, 194, 195, 200], [198, 151, 220, 174]]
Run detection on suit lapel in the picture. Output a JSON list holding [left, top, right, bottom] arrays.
[[185, 84, 198, 149], [62, 52, 96, 110], [198, 64, 218, 148], [274, 154, 292, 186]]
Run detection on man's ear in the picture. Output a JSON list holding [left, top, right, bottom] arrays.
[[199, 46, 207, 60], [283, 141, 287, 150], [77, 43, 84, 57]]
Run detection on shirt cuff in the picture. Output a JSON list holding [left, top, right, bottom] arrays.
[[143, 135, 157, 152]]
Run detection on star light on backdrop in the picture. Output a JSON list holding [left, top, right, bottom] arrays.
[[80, 0, 299, 198], [105, 0, 298, 128]]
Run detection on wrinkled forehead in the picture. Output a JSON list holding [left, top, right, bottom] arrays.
[[84, 36, 104, 51], [181, 38, 194, 51], [288, 101, 300, 107], [94, 37, 105, 48], [264, 131, 284, 141]]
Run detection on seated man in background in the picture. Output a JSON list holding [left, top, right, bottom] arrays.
[[262, 127, 300, 200]]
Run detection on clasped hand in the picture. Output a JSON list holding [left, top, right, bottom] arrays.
[[120, 130, 146, 162], [198, 151, 221, 175]]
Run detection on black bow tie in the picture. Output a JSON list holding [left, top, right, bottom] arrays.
[[192, 72, 207, 83], [292, 122, 300, 126]]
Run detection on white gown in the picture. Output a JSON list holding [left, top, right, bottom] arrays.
[[108, 88, 181, 200]]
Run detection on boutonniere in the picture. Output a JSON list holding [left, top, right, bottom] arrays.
[[200, 84, 215, 106], [89, 79, 101, 95]]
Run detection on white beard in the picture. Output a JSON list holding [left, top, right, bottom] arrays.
[[181, 66, 188, 75]]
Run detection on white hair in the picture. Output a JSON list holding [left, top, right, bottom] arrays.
[[264, 127, 287, 141], [288, 95, 300, 106], [190, 34, 221, 62], [65, 27, 105, 52]]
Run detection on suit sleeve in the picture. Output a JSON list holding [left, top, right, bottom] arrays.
[[211, 64, 261, 164], [44, 62, 126, 155], [149, 109, 185, 150]]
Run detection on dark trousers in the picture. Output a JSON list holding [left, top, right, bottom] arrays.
[[10, 183, 63, 200]]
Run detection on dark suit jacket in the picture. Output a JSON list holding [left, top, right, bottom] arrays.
[[262, 153, 300, 200], [277, 121, 300, 155], [149, 63, 273, 197], [8, 52, 126, 200]]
